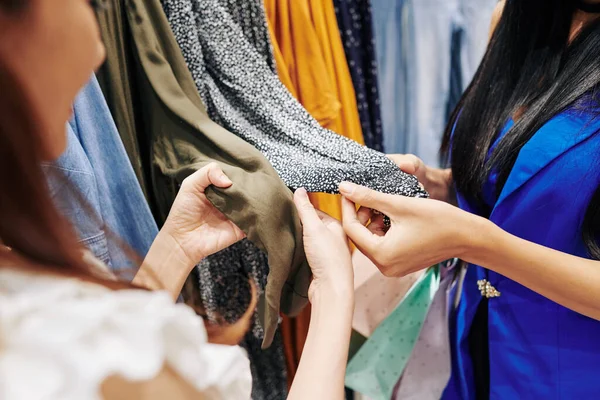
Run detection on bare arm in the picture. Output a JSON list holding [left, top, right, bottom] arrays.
[[132, 231, 195, 300], [468, 217, 600, 320], [288, 289, 354, 400], [101, 365, 203, 400], [287, 189, 355, 400]]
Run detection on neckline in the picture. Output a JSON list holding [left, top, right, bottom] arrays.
[[575, 0, 600, 13]]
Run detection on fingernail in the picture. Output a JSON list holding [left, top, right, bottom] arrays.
[[296, 187, 308, 197], [220, 174, 233, 185], [339, 182, 356, 195]]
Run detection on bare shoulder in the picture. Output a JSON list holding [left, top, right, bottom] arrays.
[[489, 0, 507, 39], [101, 365, 203, 400]]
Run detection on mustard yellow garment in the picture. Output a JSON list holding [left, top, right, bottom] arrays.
[[265, 0, 364, 222], [307, 0, 364, 144], [265, 0, 365, 386], [265, 0, 341, 129]]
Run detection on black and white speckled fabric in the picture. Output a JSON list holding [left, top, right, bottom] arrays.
[[217, 0, 276, 72], [160, 2, 426, 396], [161, 0, 427, 198], [240, 329, 288, 400]]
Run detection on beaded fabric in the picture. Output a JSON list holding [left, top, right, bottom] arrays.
[[161, 2, 427, 397], [161, 0, 427, 198]]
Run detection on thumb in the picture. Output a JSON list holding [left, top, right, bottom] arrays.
[[184, 163, 233, 193], [338, 182, 395, 214], [293, 188, 322, 230]]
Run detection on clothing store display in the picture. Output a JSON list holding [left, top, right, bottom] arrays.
[[371, 0, 496, 165], [264, 1, 361, 379], [352, 250, 423, 338], [45, 76, 158, 275], [0, 267, 252, 400], [444, 106, 600, 399], [370, 0, 411, 157], [265, 0, 342, 131], [265, 0, 352, 224], [95, 0, 311, 351], [306, 0, 365, 145], [161, 0, 425, 198], [346, 267, 440, 400], [393, 272, 453, 400], [333, 0, 385, 152]]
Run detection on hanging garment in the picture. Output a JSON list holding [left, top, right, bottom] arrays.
[[161, 0, 425, 198], [264, 0, 348, 381], [345, 267, 440, 400], [333, 0, 385, 152], [352, 250, 423, 339], [393, 271, 454, 400], [241, 328, 288, 400], [306, 0, 364, 144], [265, 0, 341, 131], [265, 0, 353, 224], [371, 0, 496, 164], [95, 0, 311, 351], [44, 75, 158, 276], [196, 236, 289, 399]]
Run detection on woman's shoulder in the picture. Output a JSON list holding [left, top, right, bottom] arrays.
[[0, 267, 252, 400], [489, 0, 506, 39]]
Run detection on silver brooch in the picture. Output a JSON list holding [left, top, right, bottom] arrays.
[[477, 279, 501, 298]]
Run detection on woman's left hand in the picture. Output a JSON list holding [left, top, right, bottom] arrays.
[[161, 163, 246, 266], [339, 181, 482, 277]]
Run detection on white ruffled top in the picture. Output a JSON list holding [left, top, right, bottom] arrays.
[[0, 267, 252, 400]]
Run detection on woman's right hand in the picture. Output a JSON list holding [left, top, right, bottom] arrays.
[[293, 188, 354, 303], [388, 154, 453, 202]]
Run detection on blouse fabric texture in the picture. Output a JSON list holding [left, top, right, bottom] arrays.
[[0, 267, 252, 400]]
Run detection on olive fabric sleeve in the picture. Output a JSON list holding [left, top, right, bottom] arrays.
[[96, 0, 310, 348]]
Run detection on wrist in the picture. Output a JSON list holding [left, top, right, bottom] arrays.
[[457, 212, 496, 265], [426, 167, 453, 202], [147, 230, 198, 276], [309, 281, 355, 311]]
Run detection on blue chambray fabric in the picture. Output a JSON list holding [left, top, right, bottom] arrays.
[[45, 76, 158, 276]]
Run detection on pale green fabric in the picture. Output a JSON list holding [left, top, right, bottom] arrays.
[[345, 266, 441, 400]]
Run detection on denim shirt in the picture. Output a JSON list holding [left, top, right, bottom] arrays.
[[45, 76, 158, 276]]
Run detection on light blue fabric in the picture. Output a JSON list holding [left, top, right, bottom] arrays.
[[444, 106, 600, 398], [371, 0, 412, 158], [372, 0, 496, 166], [45, 76, 158, 276]]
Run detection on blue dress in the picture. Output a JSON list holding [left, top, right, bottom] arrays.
[[443, 104, 600, 399]]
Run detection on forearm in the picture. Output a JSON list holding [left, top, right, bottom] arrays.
[[288, 289, 354, 400], [132, 231, 196, 300], [464, 217, 600, 320]]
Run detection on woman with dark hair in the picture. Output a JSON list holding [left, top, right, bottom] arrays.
[[340, 0, 600, 398], [0, 0, 354, 399]]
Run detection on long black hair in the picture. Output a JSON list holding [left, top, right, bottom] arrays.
[[442, 0, 600, 258]]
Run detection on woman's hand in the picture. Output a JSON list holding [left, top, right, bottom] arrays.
[[161, 163, 245, 266], [293, 188, 354, 302], [339, 181, 483, 277], [135, 164, 244, 298], [388, 154, 453, 202]]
